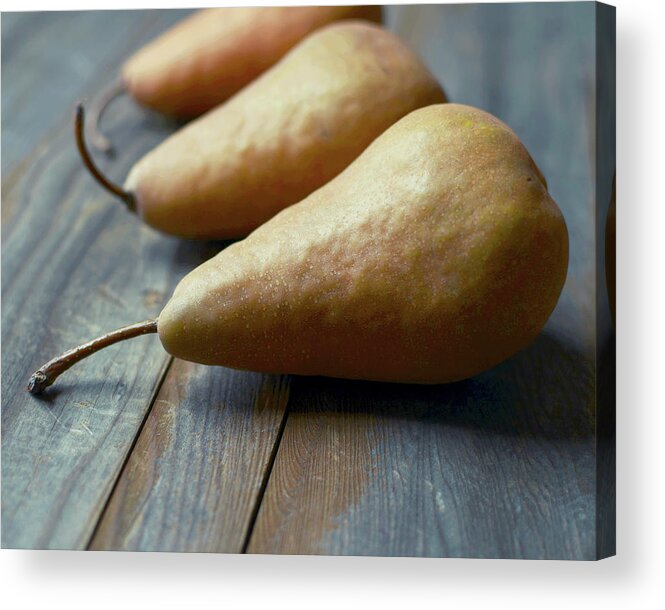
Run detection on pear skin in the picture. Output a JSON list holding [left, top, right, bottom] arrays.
[[122, 6, 383, 118], [157, 104, 569, 384], [124, 22, 446, 239]]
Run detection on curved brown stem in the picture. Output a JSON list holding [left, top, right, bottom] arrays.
[[74, 102, 136, 212], [28, 319, 158, 395], [87, 77, 127, 155]]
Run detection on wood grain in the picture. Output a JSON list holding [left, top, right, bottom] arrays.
[[1, 9, 218, 550], [248, 3, 603, 559], [89, 363, 290, 553], [249, 335, 595, 558], [1, 10, 191, 177]]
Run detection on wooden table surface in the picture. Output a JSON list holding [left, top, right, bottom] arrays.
[[2, 4, 612, 559]]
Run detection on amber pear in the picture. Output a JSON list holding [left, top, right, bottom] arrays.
[[29, 104, 569, 394], [157, 104, 569, 384], [121, 22, 446, 239], [122, 6, 382, 118]]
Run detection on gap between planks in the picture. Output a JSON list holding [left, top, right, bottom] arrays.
[[240, 404, 291, 553], [85, 355, 175, 549]]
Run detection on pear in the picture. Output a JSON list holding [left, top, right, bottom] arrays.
[[89, 6, 383, 152], [80, 22, 446, 239], [121, 6, 383, 119], [157, 103, 568, 383], [30, 104, 568, 393]]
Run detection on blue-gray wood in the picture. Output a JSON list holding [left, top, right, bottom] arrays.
[[1, 109, 188, 549], [1, 10, 190, 177], [89, 363, 290, 552], [1, 8, 282, 550], [249, 2, 611, 560], [1, 4, 614, 558]]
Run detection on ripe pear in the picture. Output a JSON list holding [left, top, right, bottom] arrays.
[[156, 103, 569, 384], [121, 6, 383, 118], [88, 22, 444, 239], [29, 104, 568, 394]]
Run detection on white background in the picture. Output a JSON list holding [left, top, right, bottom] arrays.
[[0, 0, 662, 608]]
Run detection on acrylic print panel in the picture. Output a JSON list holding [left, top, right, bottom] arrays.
[[1, 3, 615, 559]]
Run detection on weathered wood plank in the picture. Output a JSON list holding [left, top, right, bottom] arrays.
[[89, 363, 290, 552], [1, 9, 191, 177], [248, 2, 600, 559], [248, 336, 595, 558], [2, 9, 294, 553], [0, 10, 209, 550]]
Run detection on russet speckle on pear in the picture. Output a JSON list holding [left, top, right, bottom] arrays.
[[157, 104, 568, 384]]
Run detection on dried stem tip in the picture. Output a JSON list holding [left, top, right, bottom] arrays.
[[74, 101, 136, 211], [28, 319, 158, 395]]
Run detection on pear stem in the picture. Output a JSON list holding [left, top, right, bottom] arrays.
[[27, 319, 158, 395], [74, 102, 136, 212], [87, 77, 127, 155]]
